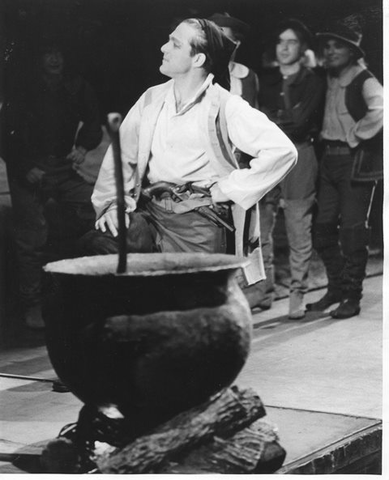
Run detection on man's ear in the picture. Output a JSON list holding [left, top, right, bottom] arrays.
[[193, 52, 207, 68], [300, 42, 308, 55]]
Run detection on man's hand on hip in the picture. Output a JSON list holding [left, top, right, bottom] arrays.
[[95, 209, 130, 237], [211, 183, 230, 204]]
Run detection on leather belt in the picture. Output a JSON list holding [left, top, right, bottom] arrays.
[[323, 141, 351, 156]]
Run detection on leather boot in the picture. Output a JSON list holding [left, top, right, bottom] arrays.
[[243, 282, 273, 310], [306, 223, 344, 311], [306, 290, 343, 311], [330, 299, 361, 319], [339, 225, 370, 304]]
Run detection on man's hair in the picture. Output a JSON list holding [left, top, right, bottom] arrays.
[[274, 18, 313, 48], [37, 39, 65, 57], [181, 18, 236, 89]]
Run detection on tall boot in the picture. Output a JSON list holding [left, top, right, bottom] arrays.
[[330, 225, 370, 319], [306, 223, 344, 311]]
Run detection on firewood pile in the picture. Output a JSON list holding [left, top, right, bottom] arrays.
[[41, 385, 286, 474]]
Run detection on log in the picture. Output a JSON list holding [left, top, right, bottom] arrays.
[[41, 437, 81, 473], [96, 386, 265, 473], [160, 419, 286, 474]]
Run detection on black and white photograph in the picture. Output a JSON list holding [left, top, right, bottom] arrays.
[[0, 0, 385, 475]]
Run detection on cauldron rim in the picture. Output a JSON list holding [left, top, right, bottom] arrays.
[[44, 252, 248, 277]]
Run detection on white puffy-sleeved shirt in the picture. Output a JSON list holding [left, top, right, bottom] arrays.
[[92, 74, 297, 219], [147, 75, 219, 187]]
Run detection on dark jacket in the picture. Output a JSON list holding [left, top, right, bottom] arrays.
[[17, 73, 102, 178], [258, 66, 325, 143]]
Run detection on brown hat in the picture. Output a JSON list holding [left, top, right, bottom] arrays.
[[208, 12, 250, 38], [316, 19, 364, 58]]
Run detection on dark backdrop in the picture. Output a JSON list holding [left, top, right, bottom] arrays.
[[1, 0, 383, 119]]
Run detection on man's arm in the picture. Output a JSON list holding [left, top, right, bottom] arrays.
[[67, 79, 103, 168], [216, 96, 297, 210], [346, 77, 383, 147], [92, 91, 147, 235]]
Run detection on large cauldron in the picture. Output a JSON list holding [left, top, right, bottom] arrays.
[[44, 253, 252, 436]]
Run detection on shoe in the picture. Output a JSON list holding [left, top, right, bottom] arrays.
[[289, 291, 305, 319], [242, 284, 272, 310], [330, 299, 360, 319], [52, 379, 70, 393], [24, 304, 45, 330], [306, 291, 343, 312]]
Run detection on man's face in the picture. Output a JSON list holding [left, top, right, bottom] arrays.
[[160, 22, 198, 78], [323, 38, 355, 71], [276, 29, 304, 66], [42, 49, 64, 76]]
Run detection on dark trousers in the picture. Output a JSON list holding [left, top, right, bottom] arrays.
[[80, 198, 227, 256], [10, 170, 95, 307], [313, 151, 376, 300]]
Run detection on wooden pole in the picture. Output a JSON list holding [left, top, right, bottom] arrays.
[[106, 113, 127, 274]]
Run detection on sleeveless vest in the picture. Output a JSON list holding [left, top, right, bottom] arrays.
[[346, 70, 383, 182]]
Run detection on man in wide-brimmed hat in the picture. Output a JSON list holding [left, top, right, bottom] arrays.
[[208, 13, 258, 107], [307, 19, 383, 319]]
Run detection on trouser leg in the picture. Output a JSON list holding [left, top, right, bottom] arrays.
[[254, 200, 278, 305], [242, 194, 279, 310], [283, 197, 315, 317], [336, 175, 376, 302], [329, 162, 375, 318], [79, 211, 155, 255], [306, 153, 345, 310], [339, 224, 370, 301], [306, 222, 345, 311], [313, 222, 344, 294], [281, 144, 318, 316], [9, 180, 48, 308], [55, 173, 96, 242], [283, 196, 315, 295]]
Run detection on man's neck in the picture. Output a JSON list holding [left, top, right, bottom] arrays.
[[279, 62, 301, 77], [42, 72, 63, 89], [173, 72, 208, 110], [328, 63, 354, 79]]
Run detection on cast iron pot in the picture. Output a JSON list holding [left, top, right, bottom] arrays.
[[43, 252, 252, 436]]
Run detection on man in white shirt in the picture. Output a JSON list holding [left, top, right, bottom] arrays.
[[88, 18, 297, 284]]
